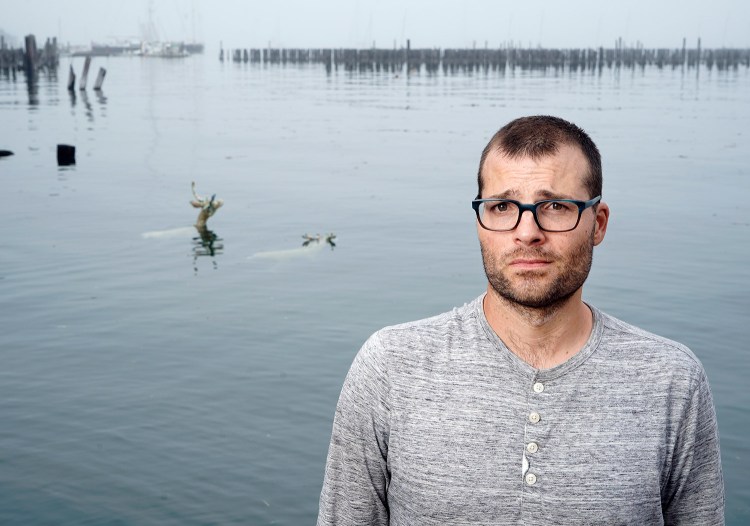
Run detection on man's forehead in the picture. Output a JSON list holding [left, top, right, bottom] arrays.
[[484, 145, 588, 176], [486, 142, 587, 166], [481, 145, 590, 198], [486, 188, 571, 200]]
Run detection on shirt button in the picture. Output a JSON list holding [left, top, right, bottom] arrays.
[[525, 473, 537, 485], [528, 412, 541, 423], [533, 382, 544, 393], [526, 442, 539, 453]]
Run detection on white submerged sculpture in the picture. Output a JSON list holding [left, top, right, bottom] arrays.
[[248, 233, 337, 261]]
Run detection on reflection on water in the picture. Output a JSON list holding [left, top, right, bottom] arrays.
[[22, 68, 60, 107], [193, 226, 223, 257], [80, 90, 93, 121], [192, 226, 223, 272], [25, 75, 39, 106], [95, 89, 107, 105]]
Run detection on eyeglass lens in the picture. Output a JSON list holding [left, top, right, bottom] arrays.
[[478, 200, 580, 232]]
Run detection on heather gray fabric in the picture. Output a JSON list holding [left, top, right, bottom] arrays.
[[317, 294, 724, 525]]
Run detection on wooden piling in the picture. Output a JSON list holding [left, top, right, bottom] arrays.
[[697, 38, 702, 67], [23, 34, 38, 77], [79, 56, 91, 90], [93, 67, 106, 90]]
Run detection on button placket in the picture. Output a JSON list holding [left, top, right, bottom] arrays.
[[524, 379, 546, 489], [529, 380, 545, 424]]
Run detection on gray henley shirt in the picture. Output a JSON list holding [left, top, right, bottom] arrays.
[[317, 294, 724, 525]]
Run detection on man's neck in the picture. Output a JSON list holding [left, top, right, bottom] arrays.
[[483, 287, 594, 370]]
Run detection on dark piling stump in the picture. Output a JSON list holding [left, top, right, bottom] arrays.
[[57, 144, 76, 166], [93, 67, 106, 90]]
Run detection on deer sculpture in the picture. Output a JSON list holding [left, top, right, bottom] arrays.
[[190, 181, 224, 229]]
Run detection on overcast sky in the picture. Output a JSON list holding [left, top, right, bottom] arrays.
[[2, 0, 748, 50]]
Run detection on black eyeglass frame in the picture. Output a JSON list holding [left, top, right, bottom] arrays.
[[471, 196, 602, 232]]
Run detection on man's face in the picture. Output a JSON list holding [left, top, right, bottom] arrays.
[[477, 144, 609, 310]]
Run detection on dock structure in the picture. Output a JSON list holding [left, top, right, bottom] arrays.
[[0, 37, 24, 75], [221, 41, 750, 74], [1, 34, 59, 77]]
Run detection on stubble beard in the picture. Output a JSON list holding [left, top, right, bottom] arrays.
[[480, 228, 595, 318]]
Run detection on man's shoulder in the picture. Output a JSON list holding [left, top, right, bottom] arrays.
[[594, 307, 706, 376], [373, 296, 481, 344], [352, 296, 486, 385], [357, 296, 484, 364]]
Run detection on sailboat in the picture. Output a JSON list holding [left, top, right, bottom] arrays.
[[138, 0, 203, 58]]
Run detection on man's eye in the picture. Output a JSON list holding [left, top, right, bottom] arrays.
[[543, 201, 573, 212]]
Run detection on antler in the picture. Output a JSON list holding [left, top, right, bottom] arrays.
[[191, 181, 203, 202]]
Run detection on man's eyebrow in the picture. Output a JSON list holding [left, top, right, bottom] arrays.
[[484, 189, 520, 199], [483, 189, 575, 200], [535, 189, 575, 200]]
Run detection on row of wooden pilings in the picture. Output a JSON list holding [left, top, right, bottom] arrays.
[[0, 34, 106, 91], [0, 35, 59, 78], [220, 40, 750, 73]]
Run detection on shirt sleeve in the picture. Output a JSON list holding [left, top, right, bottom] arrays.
[[317, 333, 391, 526], [662, 369, 725, 525]]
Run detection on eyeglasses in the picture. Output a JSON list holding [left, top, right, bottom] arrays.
[[472, 196, 601, 232]]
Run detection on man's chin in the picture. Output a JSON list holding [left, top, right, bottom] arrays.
[[488, 279, 576, 311], [499, 293, 557, 310], [511, 268, 550, 278]]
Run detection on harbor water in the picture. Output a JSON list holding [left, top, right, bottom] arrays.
[[1, 54, 748, 524]]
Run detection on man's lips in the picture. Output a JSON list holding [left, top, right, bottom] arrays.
[[509, 258, 552, 269]]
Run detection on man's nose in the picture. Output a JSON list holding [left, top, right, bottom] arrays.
[[514, 210, 545, 245]]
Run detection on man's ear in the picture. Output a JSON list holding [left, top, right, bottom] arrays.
[[593, 202, 609, 246]]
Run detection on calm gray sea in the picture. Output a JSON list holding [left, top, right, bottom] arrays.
[[1, 54, 748, 525]]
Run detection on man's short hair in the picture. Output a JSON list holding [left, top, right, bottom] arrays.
[[477, 116, 602, 200]]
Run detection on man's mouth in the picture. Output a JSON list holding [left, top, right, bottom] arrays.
[[508, 258, 553, 270]]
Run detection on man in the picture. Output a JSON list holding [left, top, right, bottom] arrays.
[[317, 116, 724, 525]]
